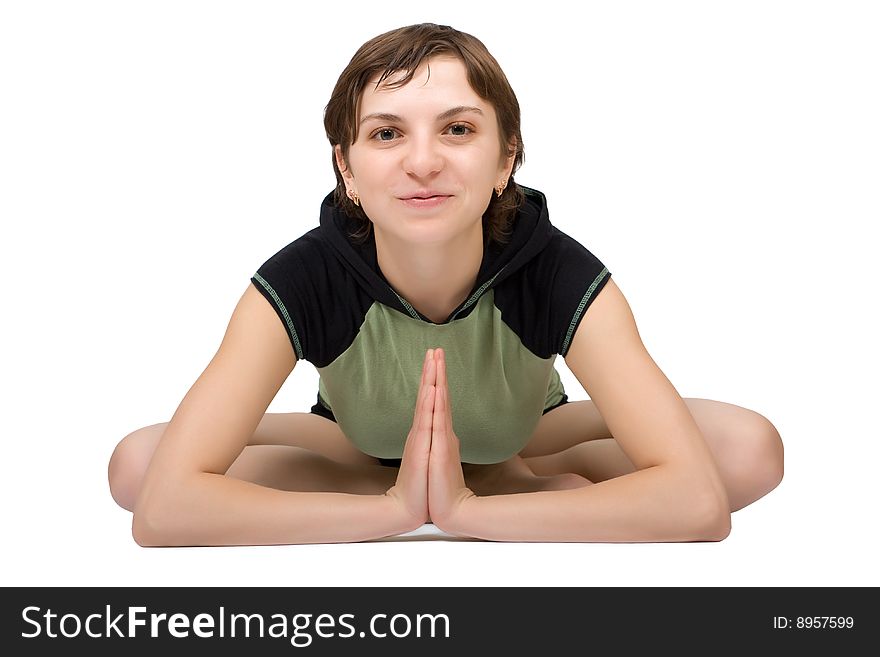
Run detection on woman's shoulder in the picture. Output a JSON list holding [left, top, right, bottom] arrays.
[[256, 226, 326, 266], [521, 226, 611, 284]]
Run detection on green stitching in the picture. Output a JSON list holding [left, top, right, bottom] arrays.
[[450, 264, 508, 320], [387, 263, 509, 323], [387, 286, 423, 320], [561, 267, 609, 356], [252, 273, 304, 361]]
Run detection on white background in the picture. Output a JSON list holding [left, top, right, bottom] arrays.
[[2, 0, 877, 586]]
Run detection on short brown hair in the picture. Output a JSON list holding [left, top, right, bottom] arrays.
[[323, 23, 526, 246]]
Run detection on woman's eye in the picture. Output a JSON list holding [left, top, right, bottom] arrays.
[[370, 124, 473, 142], [374, 128, 397, 142]]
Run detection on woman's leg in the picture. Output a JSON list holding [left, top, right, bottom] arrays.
[[108, 413, 591, 513], [107, 414, 398, 512], [521, 397, 784, 513]]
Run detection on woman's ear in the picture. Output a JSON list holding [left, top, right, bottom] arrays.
[[500, 138, 517, 177], [334, 144, 353, 179]]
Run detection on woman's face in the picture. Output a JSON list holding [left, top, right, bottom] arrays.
[[335, 55, 515, 246]]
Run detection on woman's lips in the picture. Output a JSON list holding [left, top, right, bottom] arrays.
[[400, 195, 451, 209]]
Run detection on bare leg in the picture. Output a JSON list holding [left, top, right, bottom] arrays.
[[521, 397, 784, 513], [108, 426, 396, 512], [108, 414, 591, 513]]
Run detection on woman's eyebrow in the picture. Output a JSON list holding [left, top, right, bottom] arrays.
[[359, 105, 484, 125]]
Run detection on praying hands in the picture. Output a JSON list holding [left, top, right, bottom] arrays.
[[384, 348, 593, 536]]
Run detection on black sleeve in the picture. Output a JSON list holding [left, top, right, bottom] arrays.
[[550, 229, 612, 358], [250, 231, 326, 364]]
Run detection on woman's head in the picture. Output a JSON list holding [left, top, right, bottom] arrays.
[[324, 23, 525, 247]]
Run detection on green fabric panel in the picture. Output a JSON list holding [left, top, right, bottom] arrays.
[[317, 290, 563, 464]]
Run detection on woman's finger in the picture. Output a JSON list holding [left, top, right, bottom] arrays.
[[436, 349, 452, 424], [403, 350, 434, 461], [423, 347, 436, 388], [415, 348, 436, 437], [416, 349, 434, 420], [420, 349, 435, 425], [421, 348, 434, 385], [433, 349, 453, 437]]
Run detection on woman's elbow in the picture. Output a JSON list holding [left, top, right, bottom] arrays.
[[131, 502, 169, 547], [131, 490, 187, 547], [695, 493, 732, 542]]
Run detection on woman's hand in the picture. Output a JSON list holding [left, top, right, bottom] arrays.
[[384, 348, 435, 531], [427, 348, 477, 533], [386, 347, 589, 536]]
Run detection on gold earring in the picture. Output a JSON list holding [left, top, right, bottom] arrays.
[[348, 189, 360, 207], [495, 179, 507, 197]]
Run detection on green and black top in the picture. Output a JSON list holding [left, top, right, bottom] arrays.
[[251, 184, 611, 464]]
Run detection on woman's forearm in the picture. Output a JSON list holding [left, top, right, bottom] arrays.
[[132, 473, 415, 546], [448, 464, 731, 543]]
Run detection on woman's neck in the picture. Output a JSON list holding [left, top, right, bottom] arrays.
[[374, 222, 484, 323]]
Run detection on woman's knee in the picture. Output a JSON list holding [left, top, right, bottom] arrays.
[[724, 411, 784, 509], [752, 414, 784, 492], [107, 424, 166, 512], [687, 399, 784, 507]]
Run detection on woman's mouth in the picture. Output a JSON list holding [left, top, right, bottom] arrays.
[[400, 195, 451, 209]]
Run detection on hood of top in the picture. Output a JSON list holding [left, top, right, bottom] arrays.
[[318, 184, 555, 323]]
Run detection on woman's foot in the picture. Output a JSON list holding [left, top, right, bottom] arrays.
[[462, 456, 593, 496]]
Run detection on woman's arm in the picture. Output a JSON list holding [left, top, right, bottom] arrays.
[[443, 465, 728, 542], [444, 278, 731, 542], [133, 284, 415, 546], [133, 474, 412, 547]]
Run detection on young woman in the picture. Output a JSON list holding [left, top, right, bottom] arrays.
[[108, 23, 784, 546]]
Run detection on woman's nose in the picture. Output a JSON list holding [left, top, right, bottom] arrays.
[[402, 132, 444, 177]]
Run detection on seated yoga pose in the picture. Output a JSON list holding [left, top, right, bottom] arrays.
[[108, 23, 784, 545]]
